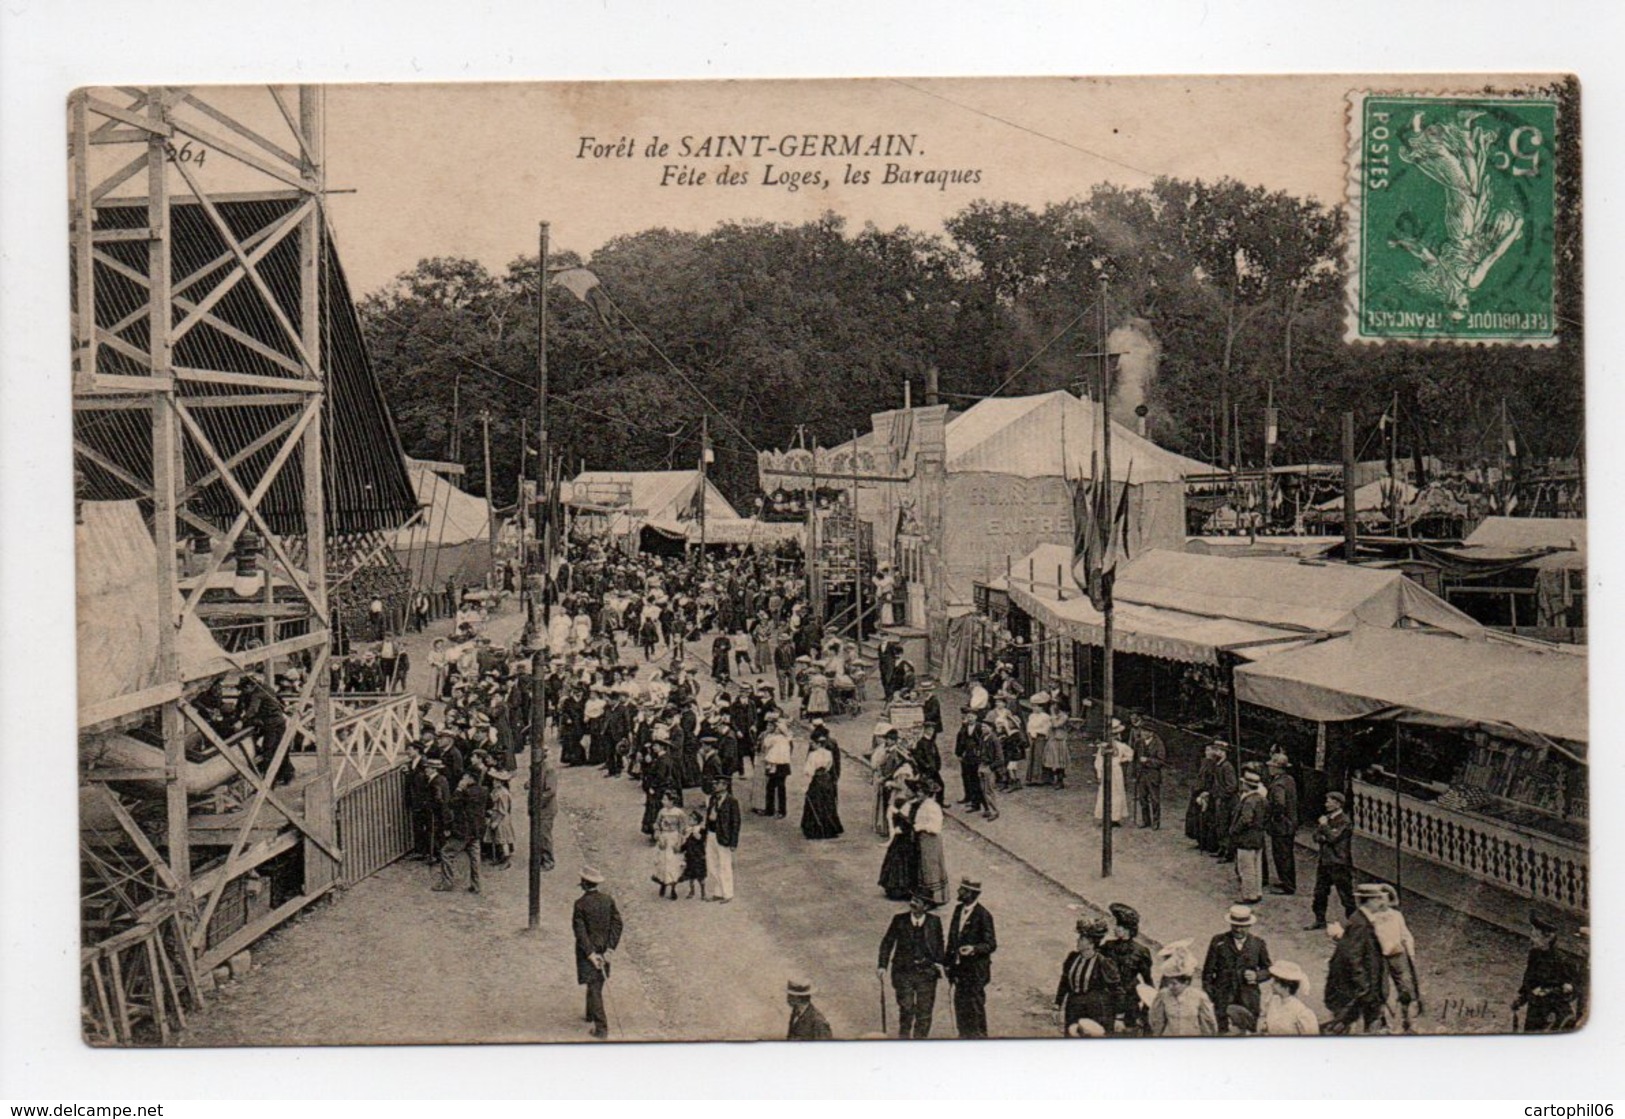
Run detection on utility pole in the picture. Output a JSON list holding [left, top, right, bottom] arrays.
[[450, 372, 462, 463], [517, 416, 528, 580], [1386, 391, 1400, 533], [481, 409, 496, 584], [528, 220, 551, 932], [851, 428, 863, 645], [1263, 382, 1277, 528], [1343, 411, 1359, 562], [1097, 286, 1115, 879], [697, 413, 709, 557]]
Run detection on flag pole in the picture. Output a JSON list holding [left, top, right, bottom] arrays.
[[1098, 281, 1114, 879], [528, 220, 551, 933]]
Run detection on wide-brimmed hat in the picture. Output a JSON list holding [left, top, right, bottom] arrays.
[[786, 979, 815, 997], [488, 769, 514, 783], [1354, 882, 1388, 901], [1268, 961, 1310, 993], [1268, 751, 1290, 768], [958, 876, 983, 894], [1227, 904, 1256, 927], [579, 865, 604, 885], [1076, 918, 1109, 941], [1067, 1019, 1106, 1038], [1027, 690, 1051, 706]]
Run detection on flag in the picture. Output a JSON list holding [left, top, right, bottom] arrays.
[[1071, 459, 1134, 613], [1264, 406, 1279, 448], [550, 267, 613, 328]]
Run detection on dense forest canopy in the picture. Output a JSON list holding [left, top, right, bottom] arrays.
[[361, 173, 1582, 508]]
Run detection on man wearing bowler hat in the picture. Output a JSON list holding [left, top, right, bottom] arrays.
[[878, 891, 947, 1038], [1323, 882, 1390, 1034], [1201, 904, 1271, 1034], [945, 876, 998, 1037], [786, 979, 833, 1040], [572, 866, 623, 1039], [1265, 751, 1299, 895]]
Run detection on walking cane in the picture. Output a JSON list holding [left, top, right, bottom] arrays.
[[878, 972, 889, 1035]]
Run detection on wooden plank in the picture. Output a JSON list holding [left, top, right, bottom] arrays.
[[90, 150, 150, 203], [173, 367, 319, 393], [187, 830, 298, 895], [88, 130, 152, 146], [180, 92, 303, 169], [169, 199, 312, 348], [93, 187, 307, 210], [78, 680, 182, 729], [179, 411, 301, 505], [81, 767, 173, 783], [86, 95, 172, 135], [91, 226, 156, 243], [197, 888, 327, 973], [167, 117, 312, 194]]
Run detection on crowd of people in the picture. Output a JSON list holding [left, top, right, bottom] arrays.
[[374, 533, 1583, 1042]]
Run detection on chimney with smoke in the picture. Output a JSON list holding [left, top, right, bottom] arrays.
[[1107, 320, 1160, 432]]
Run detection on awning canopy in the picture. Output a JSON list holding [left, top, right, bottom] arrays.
[[1004, 543, 1482, 666], [391, 459, 493, 548], [641, 516, 803, 547], [1235, 626, 1587, 757]]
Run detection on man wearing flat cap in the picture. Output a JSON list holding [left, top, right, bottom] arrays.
[[1055, 917, 1120, 1035], [786, 979, 833, 1040], [1201, 904, 1271, 1034], [945, 877, 998, 1037], [878, 892, 947, 1038], [572, 867, 623, 1040], [1514, 911, 1579, 1031], [1309, 792, 1356, 929], [1323, 882, 1390, 1033]]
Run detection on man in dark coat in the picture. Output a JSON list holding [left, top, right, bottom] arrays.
[[1514, 911, 1579, 1032], [786, 979, 833, 1040], [953, 708, 985, 812], [1200, 741, 1239, 858], [877, 893, 946, 1038], [423, 756, 452, 866], [236, 673, 292, 786], [435, 771, 487, 894], [1129, 714, 1165, 829], [1265, 751, 1300, 895], [1309, 792, 1356, 928], [705, 778, 742, 902], [911, 732, 944, 806], [1324, 883, 1390, 1033], [945, 877, 997, 1038], [1055, 918, 1121, 1034], [1102, 902, 1154, 1034], [404, 743, 433, 860], [1229, 767, 1268, 904], [572, 867, 624, 1039], [1201, 905, 1271, 1033], [878, 640, 899, 701]]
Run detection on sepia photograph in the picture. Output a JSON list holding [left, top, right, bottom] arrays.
[[65, 72, 1586, 1051]]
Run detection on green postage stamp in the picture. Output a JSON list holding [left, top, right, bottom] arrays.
[[1346, 91, 1558, 345]]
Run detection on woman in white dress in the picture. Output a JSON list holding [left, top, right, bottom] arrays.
[[1259, 961, 1320, 1035], [1093, 719, 1133, 824]]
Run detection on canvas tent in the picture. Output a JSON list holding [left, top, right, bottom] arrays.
[[391, 458, 495, 589], [566, 469, 738, 548], [640, 515, 804, 548], [78, 501, 237, 730], [1233, 626, 1587, 756], [1003, 543, 1484, 666]]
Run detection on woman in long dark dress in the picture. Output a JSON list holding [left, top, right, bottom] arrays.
[[800, 734, 844, 840], [877, 792, 919, 900]]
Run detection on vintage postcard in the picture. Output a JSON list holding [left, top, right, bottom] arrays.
[[70, 74, 1584, 1048]]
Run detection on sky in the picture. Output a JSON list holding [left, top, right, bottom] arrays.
[[82, 74, 1550, 297], [309, 75, 1395, 294]]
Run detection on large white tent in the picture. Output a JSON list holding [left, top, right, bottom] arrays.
[[391, 458, 495, 588]]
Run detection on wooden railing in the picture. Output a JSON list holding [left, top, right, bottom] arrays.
[[1351, 779, 1587, 913], [295, 692, 420, 794]]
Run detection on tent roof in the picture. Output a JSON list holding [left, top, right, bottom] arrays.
[[566, 470, 738, 532], [1235, 627, 1587, 753], [944, 391, 1209, 483], [79, 501, 236, 729], [1004, 542, 1482, 665], [1461, 517, 1586, 571], [392, 458, 492, 547], [1312, 477, 1419, 512]]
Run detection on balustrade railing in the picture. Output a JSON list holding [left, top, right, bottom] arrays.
[[1351, 779, 1587, 913]]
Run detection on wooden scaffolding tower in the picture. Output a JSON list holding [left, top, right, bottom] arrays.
[[71, 86, 339, 1040]]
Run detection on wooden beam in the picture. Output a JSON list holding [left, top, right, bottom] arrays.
[[94, 187, 307, 210], [91, 785, 184, 893], [169, 198, 313, 349], [196, 888, 328, 974], [90, 151, 151, 205], [85, 95, 172, 136], [179, 411, 301, 505], [91, 226, 156, 244], [169, 155, 319, 374], [173, 367, 319, 393], [88, 130, 153, 146], [167, 116, 310, 194], [179, 92, 302, 170], [179, 393, 309, 409], [78, 681, 183, 730], [198, 629, 326, 676], [94, 330, 153, 369], [93, 89, 148, 137]]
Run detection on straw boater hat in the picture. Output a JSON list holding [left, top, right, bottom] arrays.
[[1067, 1019, 1107, 1038], [786, 979, 815, 998], [579, 866, 604, 885], [958, 876, 983, 895], [1227, 904, 1256, 927], [1354, 882, 1388, 902]]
